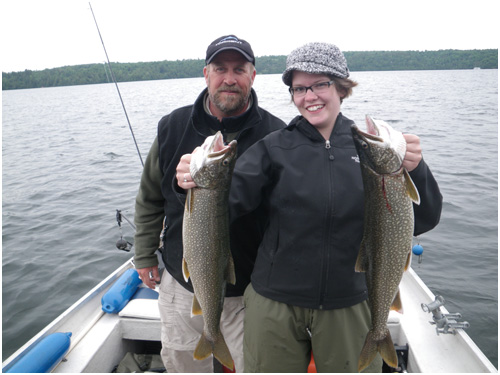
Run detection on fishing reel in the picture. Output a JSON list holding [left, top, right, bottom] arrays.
[[116, 209, 135, 252]]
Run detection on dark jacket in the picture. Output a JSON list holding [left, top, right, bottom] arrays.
[[133, 87, 285, 297], [229, 113, 442, 309]]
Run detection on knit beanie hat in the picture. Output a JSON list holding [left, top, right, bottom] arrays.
[[282, 42, 350, 86]]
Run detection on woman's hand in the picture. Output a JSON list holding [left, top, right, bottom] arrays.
[[403, 134, 422, 172]]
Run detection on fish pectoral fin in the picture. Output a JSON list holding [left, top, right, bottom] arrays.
[[186, 189, 194, 215], [227, 253, 236, 285], [182, 258, 190, 282], [391, 288, 404, 314], [191, 294, 202, 316], [403, 169, 420, 205], [404, 251, 412, 271], [355, 241, 368, 272]]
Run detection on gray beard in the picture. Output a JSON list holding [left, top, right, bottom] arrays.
[[209, 87, 250, 116]]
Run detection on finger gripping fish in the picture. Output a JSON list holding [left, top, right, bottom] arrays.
[[351, 116, 420, 372], [182, 131, 237, 370]]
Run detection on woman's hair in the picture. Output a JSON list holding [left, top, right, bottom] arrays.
[[330, 75, 358, 103]]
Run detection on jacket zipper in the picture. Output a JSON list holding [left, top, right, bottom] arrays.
[[319, 139, 334, 309]]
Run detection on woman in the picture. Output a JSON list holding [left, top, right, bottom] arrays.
[[228, 43, 442, 372]]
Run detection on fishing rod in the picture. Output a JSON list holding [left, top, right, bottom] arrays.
[[89, 2, 144, 167]]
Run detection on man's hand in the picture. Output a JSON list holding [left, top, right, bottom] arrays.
[[136, 265, 160, 289], [176, 147, 200, 189]]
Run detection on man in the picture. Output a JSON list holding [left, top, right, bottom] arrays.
[[133, 35, 285, 372]]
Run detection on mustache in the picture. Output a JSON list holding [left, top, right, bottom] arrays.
[[216, 85, 243, 94]]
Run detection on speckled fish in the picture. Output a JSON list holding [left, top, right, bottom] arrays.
[[182, 131, 237, 370], [351, 116, 420, 372]]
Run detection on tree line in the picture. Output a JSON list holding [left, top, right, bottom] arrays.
[[2, 49, 497, 90]]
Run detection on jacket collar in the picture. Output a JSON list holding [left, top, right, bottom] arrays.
[[288, 113, 353, 143]]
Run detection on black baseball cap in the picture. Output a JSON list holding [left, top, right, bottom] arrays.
[[205, 35, 255, 65]]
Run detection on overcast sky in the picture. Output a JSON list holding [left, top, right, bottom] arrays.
[[1, 0, 498, 73]]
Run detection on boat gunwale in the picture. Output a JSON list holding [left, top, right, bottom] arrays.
[[2, 258, 134, 371], [2, 262, 497, 373]]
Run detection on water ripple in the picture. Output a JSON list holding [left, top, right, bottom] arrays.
[[3, 71, 497, 367]]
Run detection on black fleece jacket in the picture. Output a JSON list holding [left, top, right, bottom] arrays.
[[229, 113, 442, 309], [133, 87, 285, 296]]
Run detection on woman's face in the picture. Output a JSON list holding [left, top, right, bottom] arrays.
[[291, 71, 343, 138]]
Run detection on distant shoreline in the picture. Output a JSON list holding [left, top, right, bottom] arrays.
[[2, 49, 497, 90]]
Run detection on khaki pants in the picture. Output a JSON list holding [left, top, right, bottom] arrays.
[[243, 284, 382, 373], [158, 271, 245, 372]]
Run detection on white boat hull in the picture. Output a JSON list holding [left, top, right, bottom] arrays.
[[2, 259, 497, 373]]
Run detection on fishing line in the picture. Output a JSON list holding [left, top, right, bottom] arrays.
[[89, 2, 144, 167]]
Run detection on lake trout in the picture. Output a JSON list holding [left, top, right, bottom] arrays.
[[351, 116, 420, 372], [182, 131, 237, 370]]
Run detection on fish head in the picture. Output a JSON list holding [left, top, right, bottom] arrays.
[[190, 131, 237, 189], [351, 115, 406, 175]]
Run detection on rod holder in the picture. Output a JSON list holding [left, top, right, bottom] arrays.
[[422, 295, 470, 335]]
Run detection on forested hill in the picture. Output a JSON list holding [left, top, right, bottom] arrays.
[[2, 49, 497, 90]]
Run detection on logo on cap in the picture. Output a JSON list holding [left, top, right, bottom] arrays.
[[216, 36, 243, 46]]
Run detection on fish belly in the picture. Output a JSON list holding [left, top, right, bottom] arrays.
[[182, 188, 235, 369]]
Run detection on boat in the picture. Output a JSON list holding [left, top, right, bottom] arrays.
[[2, 253, 497, 373]]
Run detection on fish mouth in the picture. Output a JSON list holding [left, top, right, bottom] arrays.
[[190, 131, 238, 185], [206, 131, 237, 161], [351, 115, 406, 174], [352, 115, 384, 142]]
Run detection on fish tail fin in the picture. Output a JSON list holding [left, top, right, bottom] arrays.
[[358, 330, 378, 372], [193, 332, 212, 361], [379, 329, 398, 369], [358, 329, 398, 372], [213, 332, 234, 371], [194, 332, 234, 371]]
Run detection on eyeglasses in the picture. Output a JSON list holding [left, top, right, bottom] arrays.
[[289, 80, 335, 97]]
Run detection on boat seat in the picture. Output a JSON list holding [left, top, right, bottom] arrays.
[[118, 286, 160, 321]]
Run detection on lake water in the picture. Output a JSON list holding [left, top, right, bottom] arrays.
[[2, 70, 498, 367]]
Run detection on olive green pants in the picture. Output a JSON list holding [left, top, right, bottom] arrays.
[[243, 284, 382, 373]]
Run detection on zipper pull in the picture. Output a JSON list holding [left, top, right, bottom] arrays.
[[325, 140, 331, 149], [306, 327, 312, 338]]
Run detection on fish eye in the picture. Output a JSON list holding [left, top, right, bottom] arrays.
[[222, 159, 229, 166], [362, 141, 369, 149]]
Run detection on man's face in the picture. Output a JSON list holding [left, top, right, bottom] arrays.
[[204, 50, 256, 118]]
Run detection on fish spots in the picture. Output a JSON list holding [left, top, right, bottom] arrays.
[[182, 132, 237, 369], [352, 117, 416, 372]]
